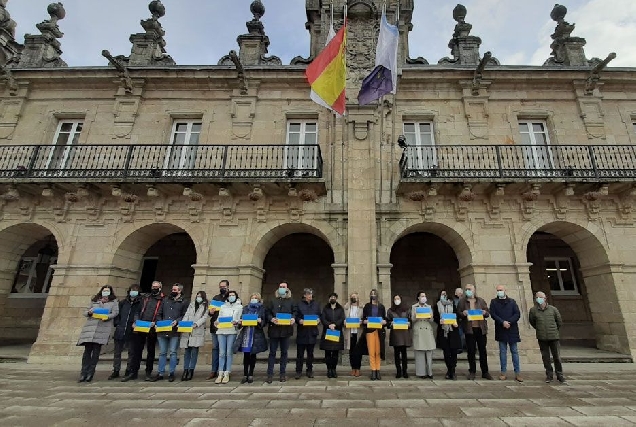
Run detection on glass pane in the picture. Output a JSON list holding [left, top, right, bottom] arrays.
[[191, 123, 202, 133], [71, 131, 81, 145], [534, 133, 547, 146], [403, 123, 415, 133], [518, 123, 529, 133], [559, 261, 576, 291], [172, 133, 186, 145], [60, 122, 73, 132], [75, 123, 84, 132], [532, 123, 545, 133], [55, 133, 70, 145], [419, 123, 432, 134], [175, 123, 189, 133], [304, 133, 317, 145], [288, 133, 300, 145], [545, 260, 561, 291], [520, 133, 531, 145], [289, 123, 301, 133], [404, 133, 416, 146], [187, 133, 200, 146], [305, 123, 317, 132], [420, 133, 433, 146]]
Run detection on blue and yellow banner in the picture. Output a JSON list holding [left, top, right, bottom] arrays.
[[209, 300, 223, 311], [441, 313, 457, 325], [92, 308, 109, 320], [134, 320, 152, 333], [177, 320, 194, 333], [277, 313, 292, 326], [392, 318, 409, 330], [242, 314, 258, 327], [217, 316, 234, 329], [325, 329, 341, 342], [367, 316, 382, 329], [155, 320, 173, 333], [416, 307, 432, 319], [346, 317, 360, 328], [303, 314, 319, 326], [467, 309, 484, 321]]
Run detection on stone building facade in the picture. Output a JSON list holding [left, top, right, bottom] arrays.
[[0, 0, 635, 365]]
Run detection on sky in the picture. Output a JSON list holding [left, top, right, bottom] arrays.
[[6, 0, 636, 67]]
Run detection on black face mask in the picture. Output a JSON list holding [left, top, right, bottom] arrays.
[[220, 288, 227, 295], [350, 298, 356, 303], [370, 295, 377, 301], [171, 291, 179, 298], [151, 288, 160, 295], [329, 299, 337, 305]]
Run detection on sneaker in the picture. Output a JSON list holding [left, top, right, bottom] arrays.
[[306, 370, 314, 379], [222, 373, 230, 384], [266, 375, 273, 384], [280, 374, 287, 382], [247, 376, 254, 383], [467, 372, 476, 380], [499, 374, 507, 381], [294, 372, 302, 380], [215, 372, 224, 384], [145, 372, 153, 381], [545, 376, 553, 383], [515, 375, 523, 383], [557, 376, 567, 384], [482, 373, 493, 380]]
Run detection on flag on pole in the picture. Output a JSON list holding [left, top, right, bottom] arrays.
[[310, 25, 336, 111], [305, 22, 347, 116], [358, 10, 399, 105]]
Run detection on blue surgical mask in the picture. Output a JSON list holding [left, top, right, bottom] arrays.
[[250, 298, 259, 304], [228, 296, 237, 303], [536, 297, 545, 305], [465, 290, 473, 298], [278, 288, 287, 296], [196, 297, 203, 304], [129, 291, 138, 298], [497, 291, 505, 299], [440, 295, 448, 302]]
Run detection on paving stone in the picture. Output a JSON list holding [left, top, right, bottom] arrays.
[[184, 419, 251, 427], [461, 407, 524, 417], [348, 408, 407, 418], [571, 406, 636, 416], [251, 419, 316, 427], [560, 416, 636, 426], [517, 407, 585, 417], [226, 408, 291, 418], [321, 399, 375, 408], [375, 398, 430, 408], [500, 417, 572, 426], [441, 419, 508, 427]]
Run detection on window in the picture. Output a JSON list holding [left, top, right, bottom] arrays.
[[46, 121, 83, 172], [518, 121, 553, 170], [545, 257, 579, 295], [285, 121, 318, 176], [164, 121, 201, 175], [403, 122, 436, 170], [11, 256, 57, 294]]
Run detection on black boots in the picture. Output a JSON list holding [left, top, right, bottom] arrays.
[[181, 370, 188, 381], [395, 366, 402, 378], [121, 372, 138, 382], [327, 368, 338, 378], [370, 370, 376, 380], [78, 374, 87, 383], [370, 370, 381, 380], [108, 370, 120, 380]]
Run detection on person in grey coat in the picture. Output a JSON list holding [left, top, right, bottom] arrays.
[[179, 290, 209, 381], [77, 285, 119, 383]]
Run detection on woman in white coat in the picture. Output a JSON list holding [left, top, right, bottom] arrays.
[[214, 290, 243, 384], [179, 290, 209, 381], [412, 291, 437, 379]]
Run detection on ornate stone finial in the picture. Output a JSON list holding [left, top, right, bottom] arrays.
[[544, 4, 589, 67], [0, 0, 17, 37], [439, 4, 499, 66], [250, 0, 265, 21], [148, 0, 166, 20], [17, 2, 67, 68]]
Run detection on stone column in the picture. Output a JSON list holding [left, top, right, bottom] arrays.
[[377, 263, 393, 306], [332, 263, 347, 300]]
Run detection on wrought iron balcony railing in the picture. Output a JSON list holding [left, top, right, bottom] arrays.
[[400, 145, 636, 181], [0, 144, 323, 182]]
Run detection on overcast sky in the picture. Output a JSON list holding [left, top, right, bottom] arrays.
[[7, 0, 636, 67]]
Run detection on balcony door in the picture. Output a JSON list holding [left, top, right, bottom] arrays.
[[46, 121, 83, 173], [164, 121, 201, 176], [403, 122, 436, 171], [519, 121, 553, 171], [285, 121, 317, 177]]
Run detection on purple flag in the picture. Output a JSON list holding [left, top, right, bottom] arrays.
[[357, 65, 393, 105]]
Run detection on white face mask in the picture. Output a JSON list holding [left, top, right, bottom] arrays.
[[394, 299, 401, 305], [102, 290, 111, 297], [419, 297, 427, 304], [196, 297, 203, 304]]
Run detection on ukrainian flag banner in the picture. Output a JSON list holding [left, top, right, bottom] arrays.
[[416, 307, 432, 319], [467, 309, 484, 321], [209, 300, 223, 311], [217, 316, 234, 329], [92, 308, 109, 320], [155, 320, 173, 332], [277, 313, 292, 326], [303, 314, 319, 326], [134, 320, 152, 333], [242, 314, 258, 327], [177, 320, 194, 333], [325, 329, 341, 342], [367, 316, 383, 329], [441, 313, 457, 325], [392, 318, 409, 330], [346, 317, 360, 328]]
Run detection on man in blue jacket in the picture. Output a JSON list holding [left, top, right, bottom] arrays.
[[489, 285, 522, 382]]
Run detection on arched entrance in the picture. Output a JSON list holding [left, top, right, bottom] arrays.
[[526, 222, 629, 354], [262, 233, 335, 304], [390, 232, 461, 305], [0, 223, 59, 343], [113, 224, 197, 299]]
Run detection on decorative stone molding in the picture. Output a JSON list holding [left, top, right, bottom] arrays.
[[0, 80, 28, 139], [486, 184, 505, 219], [17, 2, 67, 68], [551, 184, 574, 220], [460, 80, 490, 140], [298, 188, 318, 202], [520, 184, 541, 220], [617, 185, 636, 223], [218, 187, 235, 222], [582, 184, 608, 219], [230, 97, 256, 139], [453, 184, 475, 221]]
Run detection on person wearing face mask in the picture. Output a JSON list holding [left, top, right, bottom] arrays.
[[433, 289, 461, 380], [412, 291, 436, 379], [214, 290, 243, 384], [110, 284, 142, 381], [265, 282, 296, 383], [149, 283, 188, 382], [236, 293, 268, 384], [207, 280, 230, 380], [179, 291, 209, 381], [344, 292, 362, 377], [129, 280, 164, 381], [294, 288, 322, 379], [453, 287, 466, 353], [387, 294, 412, 379], [529, 291, 565, 384], [358, 288, 387, 380], [489, 285, 522, 382], [77, 285, 119, 382], [320, 293, 345, 378], [457, 284, 492, 380]]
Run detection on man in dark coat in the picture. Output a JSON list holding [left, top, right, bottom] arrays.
[[294, 288, 322, 379], [127, 280, 163, 381], [112, 284, 142, 381], [489, 285, 522, 382], [207, 279, 229, 380], [320, 293, 345, 378], [457, 283, 492, 380], [529, 291, 565, 384], [265, 282, 296, 383]]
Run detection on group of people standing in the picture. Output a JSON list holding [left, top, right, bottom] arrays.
[[76, 280, 566, 385]]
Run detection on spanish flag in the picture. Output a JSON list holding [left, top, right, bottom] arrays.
[[305, 22, 347, 116]]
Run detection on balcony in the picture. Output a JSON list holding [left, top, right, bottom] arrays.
[[399, 145, 636, 182], [0, 144, 324, 183]]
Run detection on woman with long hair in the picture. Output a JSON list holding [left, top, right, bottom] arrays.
[[360, 288, 387, 380], [179, 290, 209, 381], [236, 292, 268, 384], [387, 293, 412, 378], [214, 290, 242, 384], [433, 289, 461, 380]]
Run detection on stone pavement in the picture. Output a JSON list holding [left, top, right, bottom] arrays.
[[2, 362, 636, 427]]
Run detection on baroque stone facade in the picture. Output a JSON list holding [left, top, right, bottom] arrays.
[[0, 1, 634, 365]]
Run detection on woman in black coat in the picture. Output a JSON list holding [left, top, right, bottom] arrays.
[[433, 289, 462, 380], [319, 292, 345, 378], [236, 292, 268, 384], [359, 288, 387, 380], [110, 284, 142, 380]]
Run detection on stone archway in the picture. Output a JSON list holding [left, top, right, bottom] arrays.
[[0, 223, 60, 343], [523, 221, 629, 354]]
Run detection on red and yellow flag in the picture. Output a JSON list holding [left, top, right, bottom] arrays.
[[305, 23, 347, 115]]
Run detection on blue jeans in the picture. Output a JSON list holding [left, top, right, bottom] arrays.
[[157, 336, 180, 375], [217, 334, 237, 372], [498, 341, 520, 374], [183, 347, 200, 370], [210, 333, 219, 373]]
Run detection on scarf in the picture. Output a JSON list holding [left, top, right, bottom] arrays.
[[437, 299, 454, 337]]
